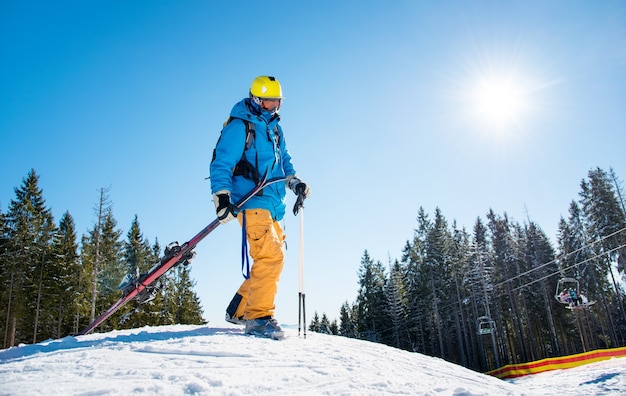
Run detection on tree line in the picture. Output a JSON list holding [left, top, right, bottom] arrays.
[[311, 167, 626, 372], [4, 166, 625, 374], [0, 169, 204, 348]]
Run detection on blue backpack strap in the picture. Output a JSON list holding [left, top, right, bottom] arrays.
[[241, 210, 251, 279]]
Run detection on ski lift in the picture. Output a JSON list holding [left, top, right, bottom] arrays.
[[476, 316, 495, 335], [554, 277, 579, 303], [554, 277, 596, 310]]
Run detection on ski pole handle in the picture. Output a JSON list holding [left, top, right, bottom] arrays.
[[293, 193, 305, 215]]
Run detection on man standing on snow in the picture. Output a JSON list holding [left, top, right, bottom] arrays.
[[210, 75, 310, 339]]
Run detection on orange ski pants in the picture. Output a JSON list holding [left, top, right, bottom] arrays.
[[232, 209, 285, 320]]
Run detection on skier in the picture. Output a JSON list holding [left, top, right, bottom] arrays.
[[210, 75, 310, 339], [580, 293, 589, 306], [567, 288, 582, 307]]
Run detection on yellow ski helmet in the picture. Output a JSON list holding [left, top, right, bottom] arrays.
[[249, 75, 283, 99]]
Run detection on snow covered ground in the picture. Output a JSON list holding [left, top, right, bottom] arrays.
[[1, 324, 624, 395]]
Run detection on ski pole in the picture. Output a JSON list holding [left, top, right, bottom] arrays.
[[295, 195, 306, 338]]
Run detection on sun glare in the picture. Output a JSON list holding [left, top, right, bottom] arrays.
[[440, 38, 562, 146], [466, 73, 531, 132], [447, 42, 557, 139], [472, 76, 526, 126]]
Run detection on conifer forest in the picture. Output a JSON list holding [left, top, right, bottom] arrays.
[[0, 170, 204, 348], [313, 167, 626, 372], [2, 167, 626, 375]]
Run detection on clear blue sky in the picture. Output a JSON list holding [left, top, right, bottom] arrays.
[[2, 1, 625, 326]]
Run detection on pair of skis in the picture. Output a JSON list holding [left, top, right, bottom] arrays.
[[78, 171, 286, 336]]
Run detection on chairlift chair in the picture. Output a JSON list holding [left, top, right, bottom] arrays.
[[476, 316, 495, 335], [554, 277, 596, 309], [554, 277, 579, 304]]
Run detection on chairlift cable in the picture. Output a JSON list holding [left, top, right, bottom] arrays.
[[493, 226, 626, 289]]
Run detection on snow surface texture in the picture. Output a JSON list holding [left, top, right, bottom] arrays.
[[1, 324, 625, 395]]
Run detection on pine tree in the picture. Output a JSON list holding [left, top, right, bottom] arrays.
[[449, 223, 472, 368], [168, 264, 204, 325], [608, 168, 626, 274], [84, 188, 112, 324], [385, 259, 409, 349], [582, 168, 626, 245], [122, 215, 153, 275], [579, 168, 626, 345], [4, 170, 56, 345], [403, 207, 431, 353], [556, 201, 599, 353], [355, 251, 387, 342], [328, 319, 339, 335], [50, 212, 80, 338], [309, 311, 321, 332], [424, 208, 453, 359], [522, 222, 558, 358], [465, 217, 496, 369], [0, 204, 11, 347], [79, 202, 124, 332], [338, 301, 358, 338], [117, 215, 158, 328], [319, 313, 332, 334]]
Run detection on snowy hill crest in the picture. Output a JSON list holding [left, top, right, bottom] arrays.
[[2, 324, 625, 395]]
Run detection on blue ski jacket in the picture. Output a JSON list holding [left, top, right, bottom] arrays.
[[210, 98, 296, 221]]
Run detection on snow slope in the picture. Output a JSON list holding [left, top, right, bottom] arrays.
[[0, 324, 624, 395]]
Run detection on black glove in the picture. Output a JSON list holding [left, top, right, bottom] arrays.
[[288, 176, 310, 215], [213, 191, 237, 224], [287, 176, 310, 198]]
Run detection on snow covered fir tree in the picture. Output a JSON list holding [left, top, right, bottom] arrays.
[[2, 167, 626, 375]]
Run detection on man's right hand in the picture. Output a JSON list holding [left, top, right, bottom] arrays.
[[213, 191, 237, 224]]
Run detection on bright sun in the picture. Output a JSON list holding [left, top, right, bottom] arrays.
[[473, 77, 526, 125], [447, 45, 559, 140], [468, 74, 529, 131]]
